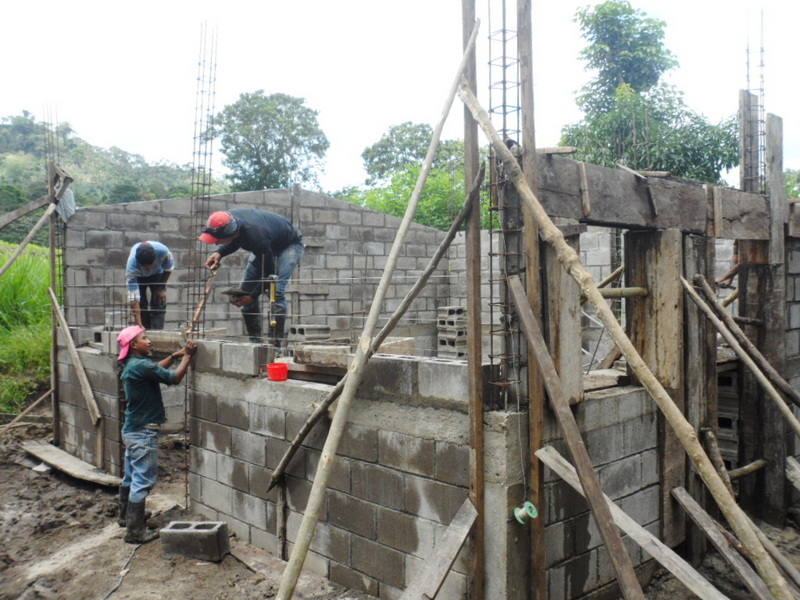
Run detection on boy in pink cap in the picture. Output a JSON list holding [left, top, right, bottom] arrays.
[[116, 325, 197, 543]]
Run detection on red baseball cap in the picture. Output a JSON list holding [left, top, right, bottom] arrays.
[[199, 211, 240, 244], [117, 325, 145, 361]]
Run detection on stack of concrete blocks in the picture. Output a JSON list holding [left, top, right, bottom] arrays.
[[55, 334, 124, 477], [716, 364, 740, 470], [437, 306, 467, 359], [62, 189, 449, 344], [542, 386, 660, 599]]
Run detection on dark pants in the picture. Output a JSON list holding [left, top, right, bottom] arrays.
[[138, 272, 169, 330]]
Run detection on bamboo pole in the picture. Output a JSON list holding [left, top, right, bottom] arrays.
[[598, 286, 647, 299], [0, 389, 52, 435], [275, 24, 481, 600], [702, 428, 734, 496], [721, 288, 739, 308], [729, 459, 768, 480], [509, 276, 644, 599], [458, 83, 792, 600], [696, 274, 800, 409], [266, 164, 484, 493], [0, 203, 57, 278], [682, 277, 800, 440]]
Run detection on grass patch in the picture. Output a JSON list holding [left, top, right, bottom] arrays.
[[0, 241, 51, 413]]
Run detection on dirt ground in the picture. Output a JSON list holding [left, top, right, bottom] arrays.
[[3, 413, 800, 600], [0, 418, 370, 600]]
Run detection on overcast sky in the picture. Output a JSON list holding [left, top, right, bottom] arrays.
[[2, 0, 798, 192]]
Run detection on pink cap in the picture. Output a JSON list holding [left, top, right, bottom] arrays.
[[117, 325, 145, 360]]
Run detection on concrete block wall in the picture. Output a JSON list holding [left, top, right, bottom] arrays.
[[542, 386, 659, 599], [63, 189, 450, 339]]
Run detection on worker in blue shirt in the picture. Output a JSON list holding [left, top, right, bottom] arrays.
[[117, 325, 196, 543], [199, 209, 304, 343], [126, 241, 174, 329]]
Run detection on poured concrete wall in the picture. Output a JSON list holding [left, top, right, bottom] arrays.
[[63, 189, 450, 340]]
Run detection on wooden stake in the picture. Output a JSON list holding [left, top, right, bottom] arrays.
[[721, 288, 739, 308], [0, 195, 49, 231], [508, 276, 644, 599], [702, 428, 734, 496], [458, 83, 792, 599], [598, 286, 647, 298], [672, 487, 772, 600], [0, 389, 52, 435], [275, 24, 481, 600], [266, 164, 484, 493], [537, 446, 726, 600], [729, 459, 767, 480], [695, 275, 800, 409], [682, 277, 800, 439], [579, 161, 591, 217], [48, 288, 102, 425]]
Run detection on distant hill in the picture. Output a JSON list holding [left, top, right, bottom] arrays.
[[0, 111, 228, 244]]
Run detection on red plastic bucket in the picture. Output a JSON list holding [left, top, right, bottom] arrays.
[[267, 362, 288, 381]]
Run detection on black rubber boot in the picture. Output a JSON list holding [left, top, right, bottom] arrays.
[[124, 501, 158, 544], [242, 302, 263, 343], [117, 486, 129, 527]]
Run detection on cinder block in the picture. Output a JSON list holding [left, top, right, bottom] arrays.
[[351, 462, 405, 510], [160, 521, 230, 562], [358, 354, 417, 401], [329, 562, 379, 596], [350, 536, 405, 588], [404, 474, 468, 524], [216, 396, 249, 430], [418, 358, 469, 404], [327, 490, 376, 539], [287, 324, 331, 342], [216, 454, 250, 493], [231, 429, 266, 465], [378, 431, 434, 477], [286, 512, 349, 563], [376, 507, 437, 558], [220, 342, 269, 376], [195, 340, 222, 371], [435, 442, 469, 487]]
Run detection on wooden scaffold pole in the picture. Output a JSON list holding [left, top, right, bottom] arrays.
[[457, 83, 793, 600]]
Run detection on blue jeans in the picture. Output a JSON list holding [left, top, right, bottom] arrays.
[[122, 429, 160, 503], [241, 241, 304, 314]]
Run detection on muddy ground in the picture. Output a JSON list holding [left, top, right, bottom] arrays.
[[2, 412, 800, 599], [0, 418, 369, 600]]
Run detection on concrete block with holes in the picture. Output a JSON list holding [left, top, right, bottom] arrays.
[[160, 521, 230, 562]]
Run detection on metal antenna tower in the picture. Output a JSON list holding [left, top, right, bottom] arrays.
[[186, 23, 219, 337]]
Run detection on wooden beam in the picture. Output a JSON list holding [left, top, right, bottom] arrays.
[[517, 0, 546, 597], [683, 231, 717, 564], [672, 487, 772, 600], [462, 7, 484, 600], [599, 286, 647, 298], [785, 457, 800, 494], [0, 203, 57, 278], [459, 84, 791, 599], [22, 439, 121, 487], [0, 195, 49, 231], [626, 229, 685, 547], [400, 498, 477, 600], [537, 146, 576, 154], [537, 446, 726, 600], [729, 459, 767, 480], [508, 276, 644, 599], [48, 288, 101, 426]]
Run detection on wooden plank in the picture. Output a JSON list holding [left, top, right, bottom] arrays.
[[683, 232, 717, 563], [545, 233, 583, 404], [767, 114, 787, 263], [537, 446, 727, 600], [508, 276, 644, 599], [22, 439, 121, 486], [672, 487, 772, 600], [0, 195, 49, 231], [625, 229, 685, 547], [517, 0, 547, 595], [712, 187, 723, 238], [400, 498, 477, 600], [598, 346, 622, 370], [583, 369, 629, 392], [537, 146, 576, 154], [48, 288, 102, 426], [717, 187, 770, 240]]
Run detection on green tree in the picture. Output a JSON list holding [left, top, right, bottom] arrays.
[[210, 91, 329, 191], [361, 122, 464, 185], [786, 169, 800, 199], [561, 0, 737, 183]]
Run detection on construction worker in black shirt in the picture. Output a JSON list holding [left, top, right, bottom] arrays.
[[199, 208, 304, 343]]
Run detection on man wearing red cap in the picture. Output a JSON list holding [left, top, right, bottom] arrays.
[[199, 208, 304, 343], [116, 325, 197, 543]]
